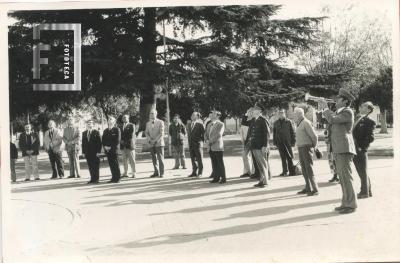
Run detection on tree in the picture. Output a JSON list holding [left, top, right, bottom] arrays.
[[9, 5, 342, 130], [294, 3, 392, 108], [361, 67, 392, 133]]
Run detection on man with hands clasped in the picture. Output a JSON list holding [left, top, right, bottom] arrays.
[[145, 109, 165, 178]]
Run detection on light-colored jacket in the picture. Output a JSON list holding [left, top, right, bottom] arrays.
[[322, 107, 356, 155], [145, 118, 165, 147], [63, 126, 81, 152], [295, 117, 317, 148], [205, 120, 224, 151], [43, 128, 64, 153]]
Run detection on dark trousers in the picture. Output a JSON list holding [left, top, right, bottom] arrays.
[[353, 149, 371, 195], [86, 154, 100, 182], [189, 145, 203, 175], [48, 150, 64, 178], [277, 144, 295, 174], [210, 150, 226, 181], [106, 150, 121, 182], [209, 150, 216, 178]]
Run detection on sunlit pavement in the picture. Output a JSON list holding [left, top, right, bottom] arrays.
[[4, 134, 399, 263]]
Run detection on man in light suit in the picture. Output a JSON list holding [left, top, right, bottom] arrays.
[[145, 109, 165, 178], [82, 119, 102, 184], [206, 110, 226, 184], [63, 115, 81, 178], [120, 114, 136, 178], [239, 108, 255, 178], [322, 88, 357, 214], [187, 112, 205, 177], [19, 124, 40, 181], [43, 120, 65, 179]]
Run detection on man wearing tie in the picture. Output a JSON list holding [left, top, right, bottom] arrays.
[[322, 88, 357, 214], [247, 103, 270, 188], [43, 120, 65, 179], [206, 110, 226, 184], [102, 116, 122, 183], [145, 109, 165, 178], [120, 114, 136, 178], [19, 124, 40, 181], [187, 112, 205, 178], [82, 119, 102, 184], [63, 115, 81, 178], [169, 114, 187, 169], [273, 109, 296, 176]]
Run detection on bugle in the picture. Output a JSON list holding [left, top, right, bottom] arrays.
[[304, 93, 334, 103]]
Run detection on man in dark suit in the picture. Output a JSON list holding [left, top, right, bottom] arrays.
[[206, 110, 226, 184], [102, 116, 121, 183], [120, 114, 136, 178], [322, 88, 357, 214], [273, 109, 296, 176], [82, 119, 102, 184], [187, 111, 205, 177], [352, 101, 376, 199], [169, 114, 187, 169], [19, 124, 40, 181], [247, 103, 271, 188], [10, 140, 18, 182]]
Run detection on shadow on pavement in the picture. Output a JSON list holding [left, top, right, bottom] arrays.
[[215, 198, 340, 221], [150, 194, 306, 215], [89, 211, 339, 250]]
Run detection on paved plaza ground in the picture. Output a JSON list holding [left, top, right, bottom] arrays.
[[3, 132, 399, 263]]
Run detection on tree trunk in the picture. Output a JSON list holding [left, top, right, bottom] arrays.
[[380, 109, 388, 133], [138, 8, 157, 132]]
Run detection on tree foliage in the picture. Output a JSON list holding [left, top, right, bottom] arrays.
[[362, 67, 392, 112], [9, 5, 345, 127]]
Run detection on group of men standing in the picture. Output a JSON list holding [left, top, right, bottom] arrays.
[[11, 87, 377, 214], [13, 113, 138, 184]]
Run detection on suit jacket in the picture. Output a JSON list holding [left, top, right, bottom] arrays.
[[120, 123, 136, 150], [18, 132, 40, 156], [82, 129, 102, 157], [102, 126, 121, 153], [43, 128, 64, 153], [273, 118, 296, 147], [63, 126, 81, 152], [187, 121, 205, 149], [10, 142, 18, 159], [169, 122, 186, 146], [205, 120, 224, 151], [145, 118, 165, 147], [352, 115, 376, 151], [247, 116, 270, 150], [323, 107, 356, 155]]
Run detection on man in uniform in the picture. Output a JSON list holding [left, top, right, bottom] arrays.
[[322, 88, 357, 214]]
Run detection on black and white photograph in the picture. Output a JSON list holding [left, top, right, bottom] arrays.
[[0, 0, 399, 262]]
